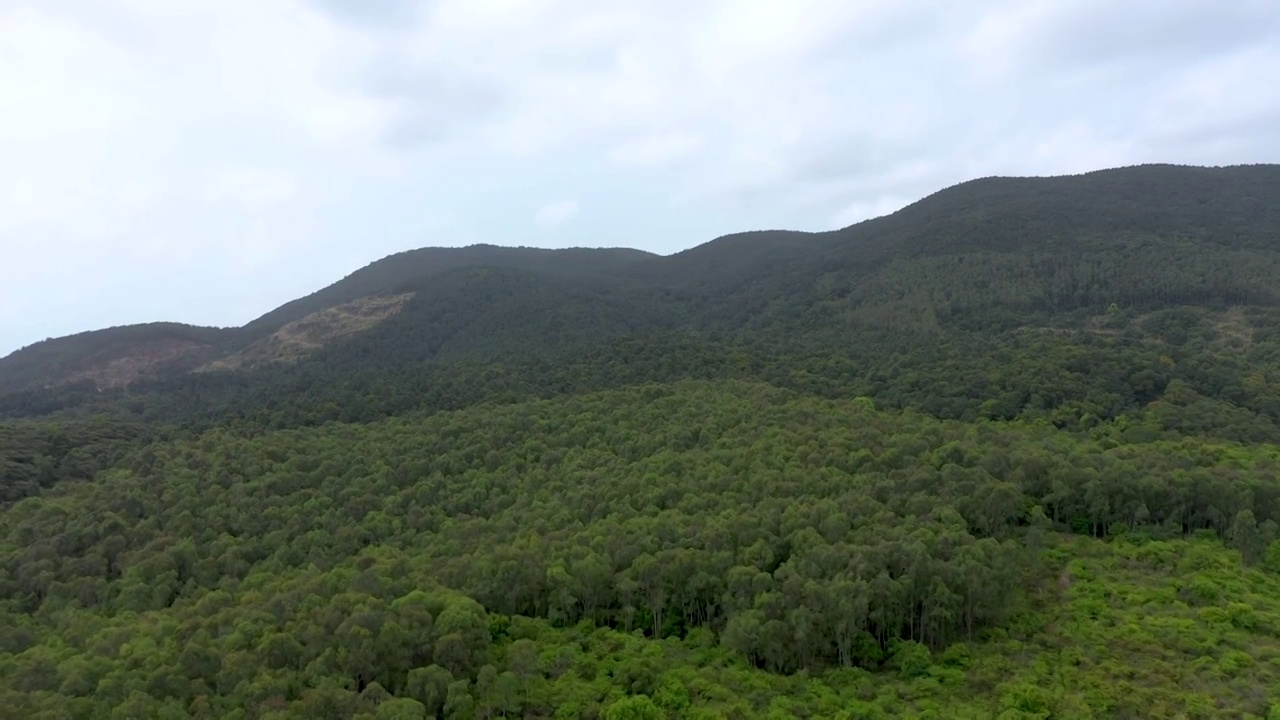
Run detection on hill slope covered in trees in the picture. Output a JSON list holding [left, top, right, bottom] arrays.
[[4, 162, 1278, 404], [6, 163, 1280, 718], [6, 382, 1280, 718]]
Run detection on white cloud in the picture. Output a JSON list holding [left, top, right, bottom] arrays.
[[206, 167, 298, 208], [535, 200, 580, 228], [609, 133, 704, 168]]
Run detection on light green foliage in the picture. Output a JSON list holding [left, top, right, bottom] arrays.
[[3, 384, 1280, 716], [603, 695, 663, 720]]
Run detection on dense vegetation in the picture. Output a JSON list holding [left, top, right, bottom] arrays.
[[0, 419, 158, 504], [5, 383, 1280, 717], [9, 302, 1280, 448], [6, 163, 1280, 717]]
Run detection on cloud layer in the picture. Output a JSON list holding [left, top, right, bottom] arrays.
[[2, 0, 1279, 354]]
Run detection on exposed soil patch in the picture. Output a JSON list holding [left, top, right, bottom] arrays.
[[60, 339, 217, 389], [203, 293, 414, 372]]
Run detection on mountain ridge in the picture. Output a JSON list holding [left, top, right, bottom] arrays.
[[2, 162, 1278, 398]]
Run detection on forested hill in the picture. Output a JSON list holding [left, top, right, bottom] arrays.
[[9, 162, 1280, 717], [2, 163, 1276, 386], [0, 245, 657, 396], [233, 245, 659, 343], [3, 163, 1280, 434]]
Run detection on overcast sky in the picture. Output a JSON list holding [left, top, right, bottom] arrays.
[[2, 0, 1279, 356]]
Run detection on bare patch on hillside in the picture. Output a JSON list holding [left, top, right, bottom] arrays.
[[1076, 306, 1257, 346], [1010, 306, 1264, 352], [60, 340, 218, 389], [204, 293, 414, 372]]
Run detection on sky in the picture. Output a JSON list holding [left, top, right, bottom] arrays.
[[2, 0, 1279, 356]]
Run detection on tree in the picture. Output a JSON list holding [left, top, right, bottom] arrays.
[[1230, 509, 1264, 566], [444, 680, 474, 720], [603, 695, 663, 720], [406, 665, 453, 717], [372, 698, 428, 719]]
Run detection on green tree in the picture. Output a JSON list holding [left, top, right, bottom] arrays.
[[603, 695, 663, 720], [1230, 509, 1264, 566]]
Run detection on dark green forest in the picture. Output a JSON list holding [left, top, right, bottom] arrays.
[[6, 163, 1280, 718]]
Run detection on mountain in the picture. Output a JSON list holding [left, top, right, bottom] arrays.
[[4, 163, 1280, 430], [0, 323, 230, 396], [233, 244, 658, 341], [664, 162, 1280, 332], [7, 162, 1280, 718], [0, 245, 656, 395]]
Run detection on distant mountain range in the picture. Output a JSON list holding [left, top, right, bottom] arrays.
[[3, 162, 1279, 436]]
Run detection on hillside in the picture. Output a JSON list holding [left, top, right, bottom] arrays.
[[688, 163, 1280, 333], [6, 163, 1278, 401], [202, 294, 419, 372], [5, 381, 1280, 718], [0, 245, 655, 396], [7, 162, 1280, 717], [233, 245, 658, 342], [0, 323, 229, 396]]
